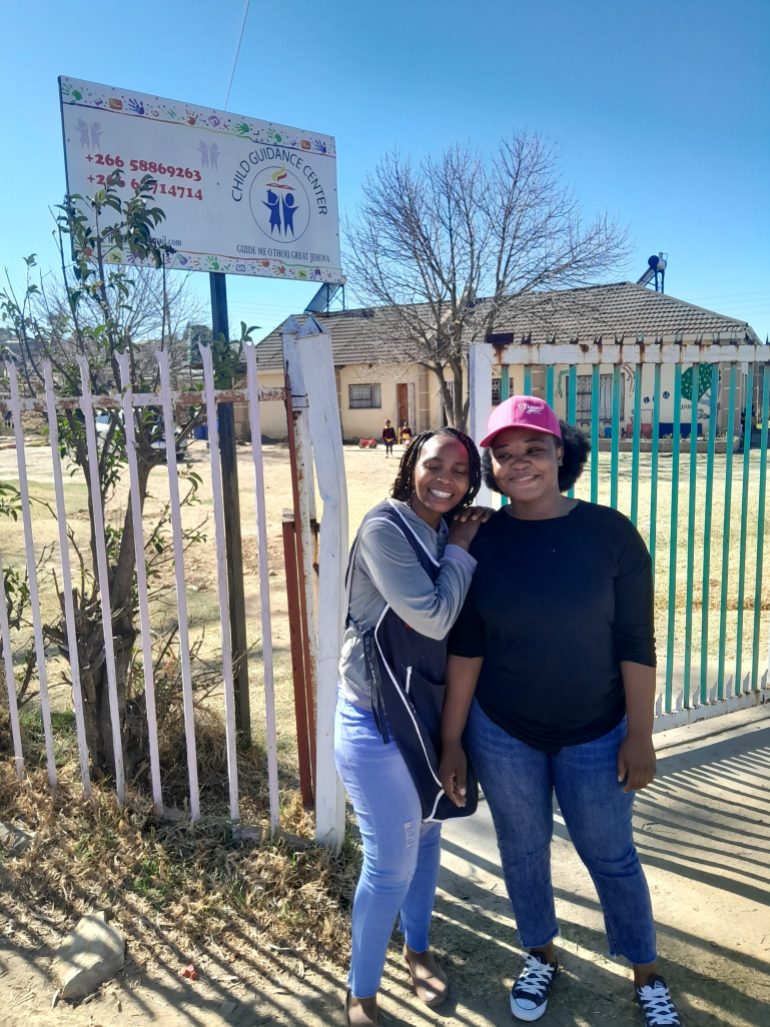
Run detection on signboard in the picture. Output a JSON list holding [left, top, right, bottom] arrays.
[[59, 77, 343, 283]]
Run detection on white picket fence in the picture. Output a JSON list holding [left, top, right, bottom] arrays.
[[0, 317, 348, 847]]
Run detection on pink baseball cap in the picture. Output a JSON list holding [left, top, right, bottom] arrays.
[[480, 395, 562, 447]]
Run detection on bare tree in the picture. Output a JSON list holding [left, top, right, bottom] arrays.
[[344, 133, 630, 428], [24, 262, 205, 390]]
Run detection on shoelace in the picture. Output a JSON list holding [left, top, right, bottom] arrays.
[[515, 955, 555, 997], [637, 982, 680, 1025]]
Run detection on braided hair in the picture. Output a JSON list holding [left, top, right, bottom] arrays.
[[391, 427, 482, 512]]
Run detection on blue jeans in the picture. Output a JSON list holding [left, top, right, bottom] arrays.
[[465, 700, 656, 965], [334, 695, 442, 998]]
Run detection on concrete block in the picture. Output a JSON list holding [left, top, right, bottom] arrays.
[[55, 911, 125, 1000]]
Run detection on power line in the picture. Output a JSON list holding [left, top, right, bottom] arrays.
[[224, 0, 251, 110], [687, 290, 770, 302]]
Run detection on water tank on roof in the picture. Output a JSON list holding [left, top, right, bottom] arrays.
[[637, 252, 667, 292]]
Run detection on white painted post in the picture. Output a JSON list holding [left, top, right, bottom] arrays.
[[0, 549, 24, 778], [296, 316, 348, 850], [42, 361, 91, 796], [77, 358, 125, 803], [156, 350, 200, 821], [199, 344, 240, 823], [244, 343, 280, 832], [115, 352, 163, 814], [7, 362, 57, 787], [468, 340, 495, 507]]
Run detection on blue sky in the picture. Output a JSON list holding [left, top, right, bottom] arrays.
[[2, 0, 768, 342]]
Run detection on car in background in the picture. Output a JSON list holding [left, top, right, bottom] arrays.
[[94, 409, 189, 461]]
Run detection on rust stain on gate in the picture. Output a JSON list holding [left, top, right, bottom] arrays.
[[282, 377, 317, 808]]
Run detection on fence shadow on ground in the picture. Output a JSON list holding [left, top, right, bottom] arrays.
[[430, 715, 770, 1026], [2, 717, 769, 1025], [0, 872, 346, 1026]]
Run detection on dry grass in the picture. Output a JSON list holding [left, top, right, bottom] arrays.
[[575, 449, 770, 683], [0, 443, 396, 983], [0, 439, 382, 978], [0, 707, 359, 975]]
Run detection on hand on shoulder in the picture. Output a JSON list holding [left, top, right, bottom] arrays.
[[452, 504, 495, 524], [448, 505, 494, 549]]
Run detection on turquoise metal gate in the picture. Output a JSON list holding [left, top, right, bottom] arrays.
[[468, 340, 770, 726]]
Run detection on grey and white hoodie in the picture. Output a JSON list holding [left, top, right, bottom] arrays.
[[338, 498, 476, 709]]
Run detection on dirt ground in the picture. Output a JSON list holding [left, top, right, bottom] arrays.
[[2, 707, 770, 1026], [2, 442, 770, 1025]]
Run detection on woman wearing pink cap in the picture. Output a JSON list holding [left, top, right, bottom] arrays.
[[439, 396, 681, 1027]]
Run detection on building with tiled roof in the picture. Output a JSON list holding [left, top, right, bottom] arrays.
[[253, 302, 432, 371], [252, 282, 763, 440], [477, 282, 760, 345]]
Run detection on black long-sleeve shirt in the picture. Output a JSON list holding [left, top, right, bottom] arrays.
[[448, 501, 655, 753]]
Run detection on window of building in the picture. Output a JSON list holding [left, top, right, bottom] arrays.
[[576, 374, 593, 425], [576, 372, 624, 429], [348, 383, 382, 409]]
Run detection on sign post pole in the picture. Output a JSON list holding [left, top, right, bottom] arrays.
[[210, 270, 250, 743]]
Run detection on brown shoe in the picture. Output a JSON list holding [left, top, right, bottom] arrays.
[[403, 945, 449, 1008], [344, 989, 380, 1026]]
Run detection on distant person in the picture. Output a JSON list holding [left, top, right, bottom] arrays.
[[399, 420, 413, 445], [738, 406, 759, 450], [382, 419, 397, 457]]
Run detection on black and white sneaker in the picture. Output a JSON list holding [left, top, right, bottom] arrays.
[[509, 951, 558, 1022], [636, 975, 681, 1026]]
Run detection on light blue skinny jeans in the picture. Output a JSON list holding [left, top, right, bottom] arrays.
[[334, 694, 442, 998], [465, 699, 656, 965]]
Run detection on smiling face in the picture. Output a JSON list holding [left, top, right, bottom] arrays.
[[490, 427, 564, 516], [409, 433, 471, 527]]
